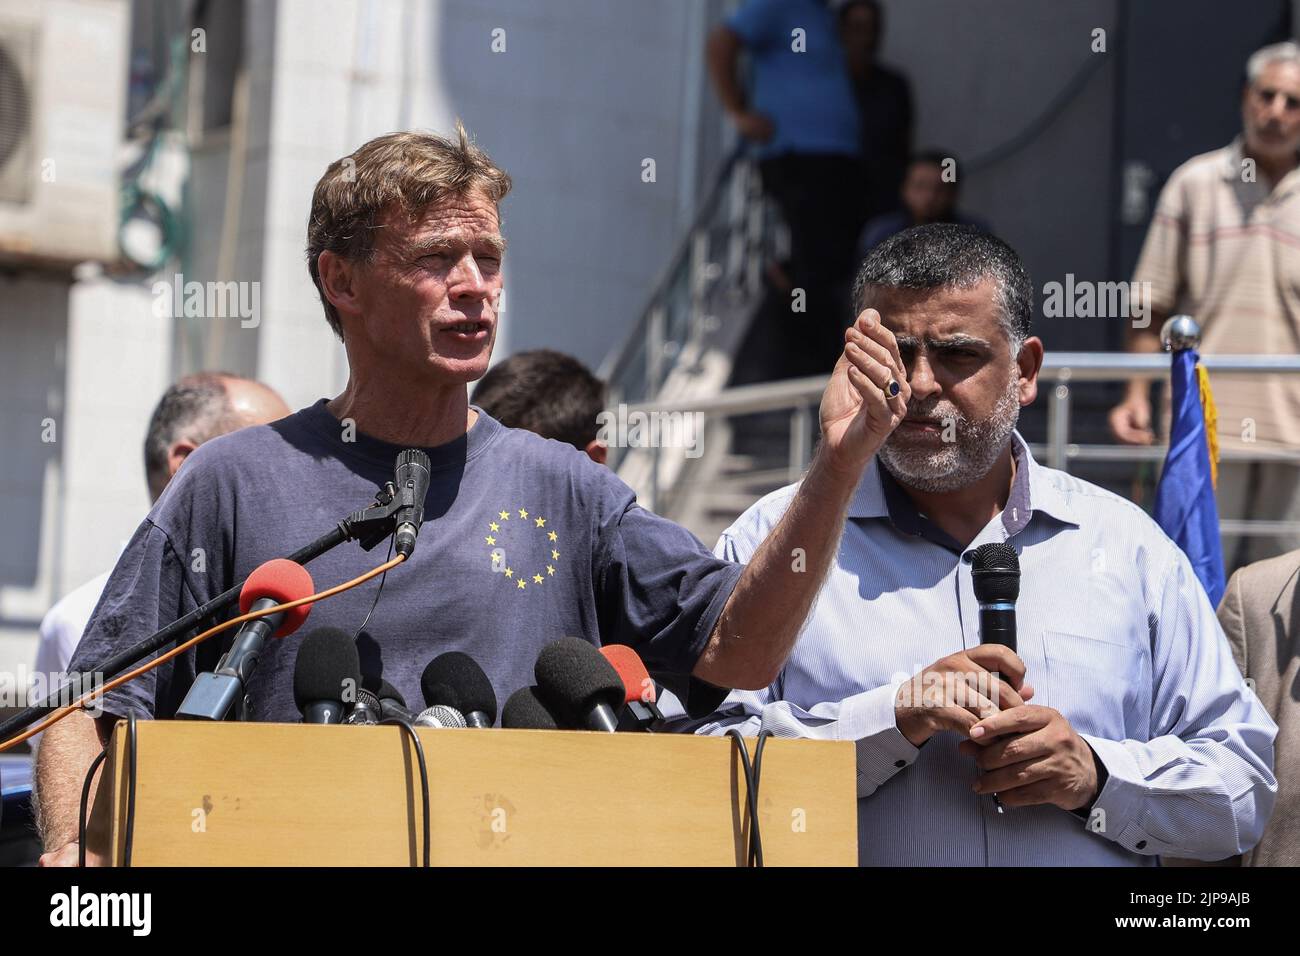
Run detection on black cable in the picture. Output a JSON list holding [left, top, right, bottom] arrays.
[[748, 731, 773, 868], [352, 533, 395, 642], [77, 748, 109, 867], [381, 719, 430, 867], [123, 712, 138, 867], [726, 729, 763, 868]]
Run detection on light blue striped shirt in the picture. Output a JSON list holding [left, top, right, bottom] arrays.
[[681, 434, 1277, 866]]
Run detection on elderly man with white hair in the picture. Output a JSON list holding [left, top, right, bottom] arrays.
[[1109, 40, 1300, 568]]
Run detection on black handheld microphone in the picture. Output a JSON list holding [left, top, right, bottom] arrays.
[[393, 449, 431, 558], [971, 542, 1019, 651], [534, 637, 626, 732], [421, 652, 498, 728], [293, 628, 361, 724]]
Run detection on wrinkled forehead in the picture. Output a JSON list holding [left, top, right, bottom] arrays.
[[375, 190, 504, 251], [863, 280, 1007, 346]]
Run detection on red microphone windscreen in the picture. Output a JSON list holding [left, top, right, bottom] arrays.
[[600, 644, 656, 705], [238, 559, 314, 637]]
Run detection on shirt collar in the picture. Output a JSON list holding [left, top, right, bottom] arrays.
[[847, 431, 1080, 535]]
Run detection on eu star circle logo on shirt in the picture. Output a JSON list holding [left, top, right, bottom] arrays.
[[484, 507, 559, 591]]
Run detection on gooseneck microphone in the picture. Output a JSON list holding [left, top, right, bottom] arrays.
[[393, 449, 431, 558], [176, 559, 315, 721], [971, 542, 1019, 652], [421, 652, 498, 728], [293, 628, 361, 724], [534, 637, 626, 732]]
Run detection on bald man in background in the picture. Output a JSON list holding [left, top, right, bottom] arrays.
[[31, 372, 289, 709]]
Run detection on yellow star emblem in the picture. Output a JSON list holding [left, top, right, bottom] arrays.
[[489, 521, 500, 532], [547, 531, 557, 542], [535, 517, 546, 528], [504, 567, 513, 578], [485, 535, 496, 545], [499, 510, 510, 521], [546, 565, 555, 576], [516, 579, 526, 589], [519, 508, 529, 519], [551, 549, 560, 560], [532, 573, 543, 584]]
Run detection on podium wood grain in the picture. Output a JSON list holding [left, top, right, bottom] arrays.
[[87, 722, 856, 866]]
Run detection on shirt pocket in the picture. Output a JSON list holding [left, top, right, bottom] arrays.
[[1042, 630, 1150, 741]]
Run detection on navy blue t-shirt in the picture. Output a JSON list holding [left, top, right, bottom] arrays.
[[67, 402, 743, 723]]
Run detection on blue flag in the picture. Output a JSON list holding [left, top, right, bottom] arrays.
[[1154, 349, 1226, 606]]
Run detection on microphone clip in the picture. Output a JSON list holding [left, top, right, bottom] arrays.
[[342, 481, 402, 552]]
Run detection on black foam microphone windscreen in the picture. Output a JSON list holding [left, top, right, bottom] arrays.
[[501, 686, 562, 730], [421, 652, 498, 726], [293, 627, 361, 723], [534, 637, 626, 731]]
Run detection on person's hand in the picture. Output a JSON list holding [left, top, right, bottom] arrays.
[[38, 842, 82, 867], [1108, 388, 1154, 445], [959, 705, 1100, 811], [819, 310, 911, 479], [731, 110, 775, 143], [894, 644, 1033, 747]]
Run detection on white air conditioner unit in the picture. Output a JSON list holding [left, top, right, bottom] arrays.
[[0, 0, 128, 267]]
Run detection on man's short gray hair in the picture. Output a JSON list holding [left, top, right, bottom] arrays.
[[1247, 41, 1300, 85], [851, 223, 1032, 355]]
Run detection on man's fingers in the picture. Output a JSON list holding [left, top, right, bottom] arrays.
[[961, 725, 1055, 769], [972, 754, 1052, 795], [852, 309, 906, 379], [969, 704, 1052, 742], [964, 644, 1028, 690]]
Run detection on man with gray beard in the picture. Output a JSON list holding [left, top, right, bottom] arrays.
[[677, 224, 1276, 866]]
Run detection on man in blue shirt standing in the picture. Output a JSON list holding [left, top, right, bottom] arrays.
[[685, 223, 1278, 865], [708, 0, 865, 378]]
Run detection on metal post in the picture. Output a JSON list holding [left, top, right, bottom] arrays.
[[790, 404, 812, 482], [1048, 372, 1072, 472]]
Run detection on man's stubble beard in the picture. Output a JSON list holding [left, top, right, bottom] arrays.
[[878, 372, 1022, 494]]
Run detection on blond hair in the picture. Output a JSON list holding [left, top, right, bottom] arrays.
[[306, 123, 512, 339]]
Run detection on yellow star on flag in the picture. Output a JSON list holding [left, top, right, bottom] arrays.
[[485, 535, 496, 545], [546, 565, 555, 576], [499, 510, 510, 521], [516, 579, 526, 589], [551, 549, 560, 560], [535, 517, 546, 528], [489, 521, 500, 532], [504, 568, 513, 578], [519, 508, 529, 519], [547, 531, 557, 542]]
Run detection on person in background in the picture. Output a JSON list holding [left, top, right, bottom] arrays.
[[1214, 549, 1300, 866], [859, 151, 988, 255], [839, 0, 913, 224], [707, 0, 865, 377], [29, 372, 289, 750], [1109, 41, 1300, 568], [471, 349, 608, 463]]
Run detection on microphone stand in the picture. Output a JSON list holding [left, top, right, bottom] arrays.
[[0, 480, 411, 741]]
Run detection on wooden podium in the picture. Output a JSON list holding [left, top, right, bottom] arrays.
[[87, 722, 857, 866]]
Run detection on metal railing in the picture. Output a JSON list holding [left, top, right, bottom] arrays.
[[616, 354, 1300, 535], [599, 145, 775, 411]]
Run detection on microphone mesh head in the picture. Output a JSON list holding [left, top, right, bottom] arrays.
[[971, 542, 1020, 603], [415, 705, 467, 728]]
